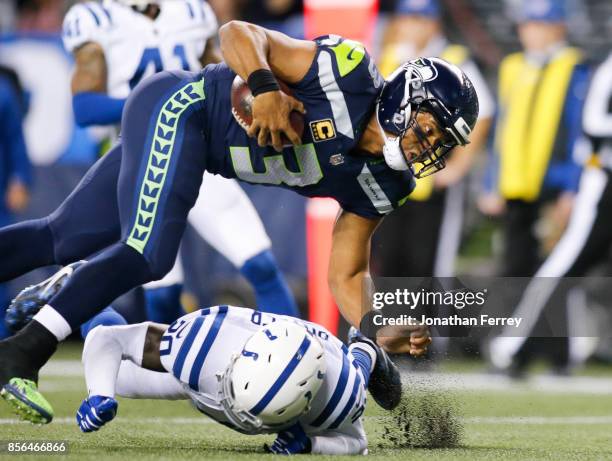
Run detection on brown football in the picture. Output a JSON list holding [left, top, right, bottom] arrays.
[[230, 74, 305, 146]]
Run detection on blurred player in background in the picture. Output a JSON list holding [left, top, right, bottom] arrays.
[[75, 305, 401, 454], [0, 65, 31, 339], [61, 0, 298, 327], [479, 0, 589, 278], [490, 50, 612, 376], [374, 0, 494, 279]]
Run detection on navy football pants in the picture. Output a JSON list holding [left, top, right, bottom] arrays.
[[0, 71, 207, 329]]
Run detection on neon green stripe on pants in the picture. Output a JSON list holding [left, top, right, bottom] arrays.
[[126, 79, 205, 254]]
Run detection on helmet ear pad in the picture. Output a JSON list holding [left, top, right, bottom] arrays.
[[381, 135, 410, 171]]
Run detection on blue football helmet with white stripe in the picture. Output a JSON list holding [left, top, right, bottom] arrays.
[[377, 57, 479, 177], [219, 321, 326, 433]]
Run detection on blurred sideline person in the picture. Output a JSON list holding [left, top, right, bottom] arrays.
[[0, 67, 31, 339], [374, 0, 494, 278], [75, 305, 405, 454], [60, 0, 298, 329], [479, 0, 589, 277], [489, 51, 612, 375]]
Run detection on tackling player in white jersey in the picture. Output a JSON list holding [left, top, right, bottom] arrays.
[[60, 0, 298, 323], [77, 305, 404, 455]]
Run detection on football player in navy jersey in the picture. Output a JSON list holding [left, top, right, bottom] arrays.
[[0, 21, 477, 424], [60, 0, 299, 325]]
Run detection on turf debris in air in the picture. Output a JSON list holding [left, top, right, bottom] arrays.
[[379, 389, 463, 449]]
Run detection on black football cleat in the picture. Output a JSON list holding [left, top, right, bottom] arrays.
[[0, 341, 53, 424], [0, 322, 59, 424], [348, 327, 402, 410], [5, 261, 86, 332]]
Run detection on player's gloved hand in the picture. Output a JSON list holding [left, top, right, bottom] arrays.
[[76, 395, 118, 433], [264, 423, 311, 455]]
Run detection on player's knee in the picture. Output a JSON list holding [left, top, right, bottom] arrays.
[[98, 242, 157, 286], [146, 257, 177, 282], [30, 216, 52, 234], [47, 207, 78, 266], [113, 245, 170, 284], [240, 250, 280, 286], [23, 217, 58, 263]]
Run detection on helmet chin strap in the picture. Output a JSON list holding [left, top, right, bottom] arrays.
[[382, 135, 410, 171], [376, 103, 410, 171]]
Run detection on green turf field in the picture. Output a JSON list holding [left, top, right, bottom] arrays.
[[1, 344, 611, 461]]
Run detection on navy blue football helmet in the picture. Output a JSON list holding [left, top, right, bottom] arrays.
[[376, 57, 479, 177]]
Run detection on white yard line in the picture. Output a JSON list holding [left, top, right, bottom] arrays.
[[462, 416, 612, 424], [402, 371, 612, 395], [0, 417, 216, 425], [2, 416, 612, 426], [40, 360, 83, 377], [39, 360, 612, 394]]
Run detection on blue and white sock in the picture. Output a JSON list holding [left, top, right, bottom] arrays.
[[349, 342, 377, 387]]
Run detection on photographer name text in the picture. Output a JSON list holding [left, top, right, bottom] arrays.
[[372, 314, 523, 327]]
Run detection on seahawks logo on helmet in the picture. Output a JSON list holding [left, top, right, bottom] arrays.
[[405, 58, 439, 84]]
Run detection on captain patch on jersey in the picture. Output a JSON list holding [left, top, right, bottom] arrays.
[[310, 119, 337, 142]]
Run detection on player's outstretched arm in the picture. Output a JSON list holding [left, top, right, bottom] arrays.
[[219, 21, 313, 151], [329, 211, 432, 356], [82, 323, 167, 397], [328, 210, 381, 329], [77, 323, 170, 432]]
